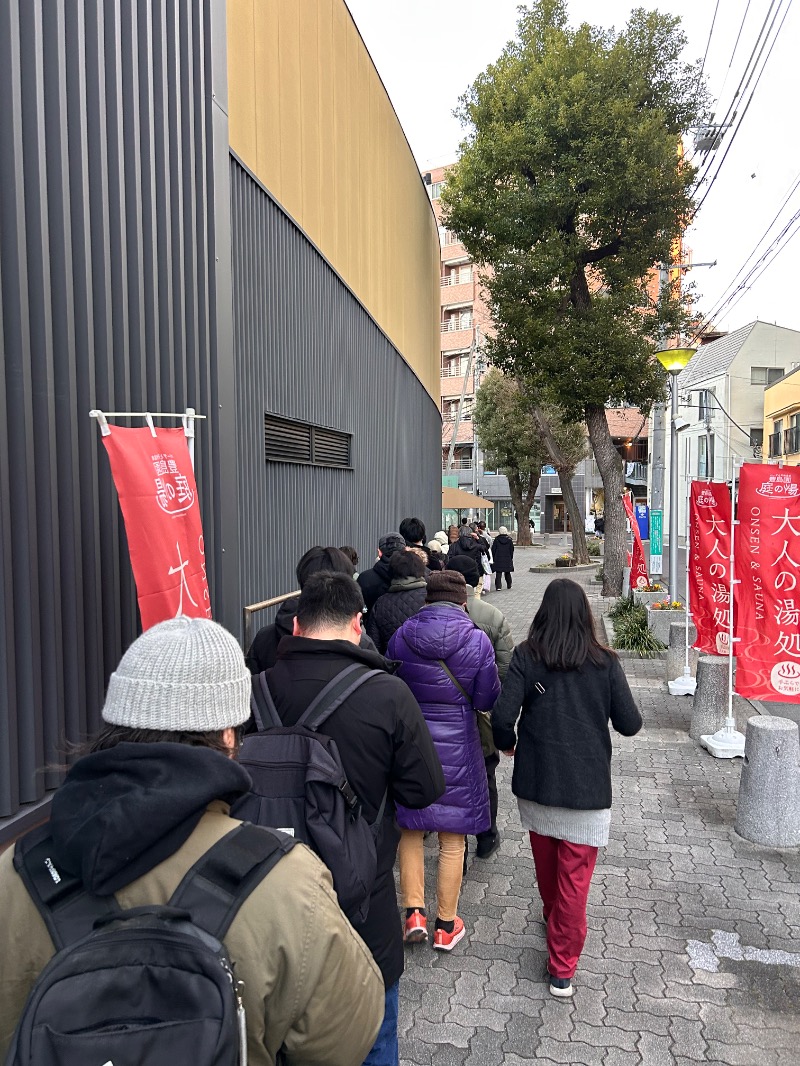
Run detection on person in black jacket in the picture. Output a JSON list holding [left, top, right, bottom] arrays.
[[246, 546, 376, 673], [358, 532, 407, 613], [491, 526, 515, 590], [366, 550, 428, 654], [265, 573, 445, 1065], [447, 528, 489, 570], [492, 578, 642, 1000]]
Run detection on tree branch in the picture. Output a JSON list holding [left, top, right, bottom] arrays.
[[580, 236, 623, 265]]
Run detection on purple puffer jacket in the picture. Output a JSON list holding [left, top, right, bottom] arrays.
[[389, 603, 501, 834]]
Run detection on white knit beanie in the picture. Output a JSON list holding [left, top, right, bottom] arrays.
[[102, 617, 251, 731], [434, 531, 448, 546]]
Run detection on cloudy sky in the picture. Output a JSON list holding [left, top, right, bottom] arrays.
[[346, 0, 800, 337]]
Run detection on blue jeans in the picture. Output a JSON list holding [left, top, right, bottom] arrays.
[[362, 981, 399, 1066]]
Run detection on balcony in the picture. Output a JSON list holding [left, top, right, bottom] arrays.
[[625, 461, 648, 486], [769, 431, 783, 459], [441, 318, 472, 333], [441, 272, 472, 286], [442, 458, 473, 470], [785, 427, 800, 456]]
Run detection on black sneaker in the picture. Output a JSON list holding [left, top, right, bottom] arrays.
[[475, 831, 501, 859], [549, 975, 574, 999]]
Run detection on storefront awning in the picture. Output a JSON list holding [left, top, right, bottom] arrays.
[[442, 486, 494, 509]]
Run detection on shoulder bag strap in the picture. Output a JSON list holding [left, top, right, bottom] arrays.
[[169, 822, 296, 941], [250, 671, 283, 731], [437, 659, 471, 703], [13, 825, 121, 950]]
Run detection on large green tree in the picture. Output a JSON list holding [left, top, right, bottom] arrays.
[[442, 0, 707, 594], [474, 369, 586, 549]]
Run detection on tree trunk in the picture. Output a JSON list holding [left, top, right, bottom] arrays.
[[527, 404, 587, 564], [507, 469, 539, 546], [585, 402, 626, 597], [557, 466, 588, 563]]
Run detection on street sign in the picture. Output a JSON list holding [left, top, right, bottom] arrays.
[[650, 509, 663, 575]]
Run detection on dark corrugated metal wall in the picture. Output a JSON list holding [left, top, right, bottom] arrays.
[[0, 0, 232, 823], [230, 156, 441, 615]]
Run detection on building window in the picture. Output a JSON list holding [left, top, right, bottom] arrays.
[[750, 427, 764, 458], [751, 366, 785, 385], [429, 181, 446, 200], [698, 389, 714, 420], [786, 414, 800, 456], [264, 414, 351, 469], [698, 434, 714, 478]]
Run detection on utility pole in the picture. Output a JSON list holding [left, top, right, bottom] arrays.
[[649, 263, 670, 514], [445, 327, 477, 473]]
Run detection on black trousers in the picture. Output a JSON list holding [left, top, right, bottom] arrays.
[[475, 751, 500, 844], [494, 571, 512, 590]]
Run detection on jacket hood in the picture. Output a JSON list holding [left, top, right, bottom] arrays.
[[388, 576, 427, 592], [49, 743, 252, 896], [274, 596, 299, 637], [396, 603, 473, 661], [373, 557, 392, 581], [494, 534, 513, 543], [458, 532, 477, 549]]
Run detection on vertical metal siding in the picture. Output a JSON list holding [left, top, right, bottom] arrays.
[[0, 0, 232, 825], [230, 156, 441, 614]]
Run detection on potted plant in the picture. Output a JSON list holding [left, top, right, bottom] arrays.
[[633, 582, 668, 608], [555, 553, 574, 568], [646, 599, 686, 644]]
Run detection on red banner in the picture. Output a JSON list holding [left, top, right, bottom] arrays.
[[735, 463, 800, 702], [689, 482, 732, 655], [101, 426, 211, 630], [622, 493, 650, 590]]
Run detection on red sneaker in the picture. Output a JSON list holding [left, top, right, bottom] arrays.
[[404, 909, 428, 943], [433, 916, 466, 951]]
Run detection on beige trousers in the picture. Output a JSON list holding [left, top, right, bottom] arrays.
[[398, 829, 465, 922]]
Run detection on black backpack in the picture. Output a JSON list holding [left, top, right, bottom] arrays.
[[7, 821, 295, 1066], [232, 663, 386, 925]]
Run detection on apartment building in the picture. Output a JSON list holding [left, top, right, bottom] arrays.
[[764, 365, 800, 465]]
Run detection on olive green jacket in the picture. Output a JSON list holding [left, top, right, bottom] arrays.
[[0, 802, 384, 1066], [465, 586, 514, 680]]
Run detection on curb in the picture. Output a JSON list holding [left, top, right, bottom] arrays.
[[529, 562, 599, 574]]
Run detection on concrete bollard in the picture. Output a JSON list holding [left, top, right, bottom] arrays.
[[689, 655, 728, 741], [666, 620, 699, 684], [735, 717, 800, 848]]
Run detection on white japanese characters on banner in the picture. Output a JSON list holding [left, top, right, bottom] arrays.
[[735, 464, 800, 702], [689, 482, 732, 655]]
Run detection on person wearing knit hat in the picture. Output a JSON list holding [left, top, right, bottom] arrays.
[[0, 617, 385, 1064], [389, 567, 500, 952], [425, 569, 468, 605], [434, 530, 449, 547], [491, 525, 515, 591], [103, 617, 251, 733]]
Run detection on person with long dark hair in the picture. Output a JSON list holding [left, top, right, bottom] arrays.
[[492, 579, 642, 999]]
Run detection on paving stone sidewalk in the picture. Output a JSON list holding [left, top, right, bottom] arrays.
[[398, 548, 800, 1065]]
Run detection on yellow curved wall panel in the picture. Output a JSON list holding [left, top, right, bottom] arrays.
[[227, 0, 441, 400]]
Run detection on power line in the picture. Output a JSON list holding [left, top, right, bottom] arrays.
[[693, 0, 793, 217], [698, 0, 721, 85], [716, 0, 754, 103], [695, 168, 800, 329]]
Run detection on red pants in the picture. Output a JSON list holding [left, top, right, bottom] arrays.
[[529, 831, 598, 979]]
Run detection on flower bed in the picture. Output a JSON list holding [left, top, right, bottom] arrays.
[[646, 601, 686, 644]]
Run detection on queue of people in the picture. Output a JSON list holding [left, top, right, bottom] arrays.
[[0, 516, 641, 1066]]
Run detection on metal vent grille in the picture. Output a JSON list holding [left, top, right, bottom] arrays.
[[265, 414, 351, 468]]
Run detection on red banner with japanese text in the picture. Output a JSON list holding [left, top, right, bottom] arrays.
[[101, 426, 211, 630], [622, 493, 650, 590], [735, 463, 800, 702], [689, 482, 732, 655]]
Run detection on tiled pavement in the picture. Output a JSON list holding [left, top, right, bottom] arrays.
[[398, 547, 800, 1065]]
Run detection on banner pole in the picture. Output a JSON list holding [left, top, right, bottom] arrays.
[[701, 457, 745, 759], [183, 408, 196, 471], [669, 439, 696, 695]]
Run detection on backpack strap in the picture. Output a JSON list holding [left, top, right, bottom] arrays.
[[298, 664, 384, 732], [13, 824, 122, 951], [169, 822, 296, 941], [251, 671, 283, 731], [298, 664, 388, 822]]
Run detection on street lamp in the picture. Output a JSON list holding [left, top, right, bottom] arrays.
[[655, 347, 695, 597]]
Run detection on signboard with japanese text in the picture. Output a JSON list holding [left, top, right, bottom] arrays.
[[622, 492, 650, 590], [101, 426, 211, 630], [689, 482, 732, 655], [735, 464, 800, 702], [650, 510, 663, 574]]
